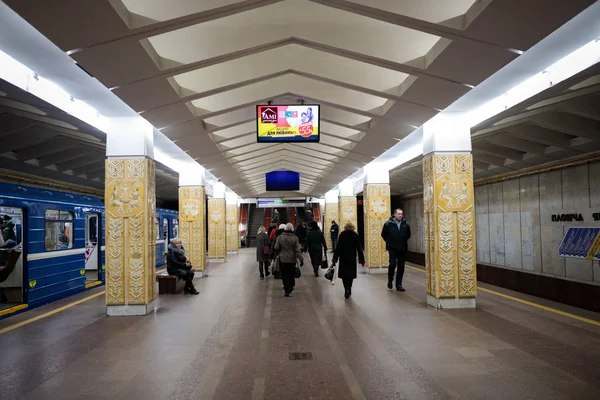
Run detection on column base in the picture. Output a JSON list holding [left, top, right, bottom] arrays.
[[365, 267, 388, 275], [208, 258, 226, 263], [227, 251, 239, 255], [427, 295, 476, 309], [107, 300, 155, 316]]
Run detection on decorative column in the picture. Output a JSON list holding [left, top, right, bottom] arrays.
[[179, 165, 206, 276], [363, 167, 391, 272], [338, 178, 357, 236], [226, 191, 239, 254], [423, 115, 476, 309], [105, 118, 156, 316], [208, 181, 227, 261], [324, 190, 339, 251]]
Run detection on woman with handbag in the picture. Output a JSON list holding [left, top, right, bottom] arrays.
[[256, 226, 271, 280], [274, 223, 303, 297], [304, 221, 327, 277], [332, 222, 365, 299]]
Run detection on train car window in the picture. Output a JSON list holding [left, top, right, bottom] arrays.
[[87, 217, 98, 246], [163, 219, 168, 240], [173, 219, 179, 239], [45, 209, 74, 251], [155, 217, 160, 240]]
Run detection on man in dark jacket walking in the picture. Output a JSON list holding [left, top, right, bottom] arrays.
[[381, 208, 411, 292], [329, 220, 339, 252]]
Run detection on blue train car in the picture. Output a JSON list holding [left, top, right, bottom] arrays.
[[0, 182, 178, 318], [155, 208, 179, 269]]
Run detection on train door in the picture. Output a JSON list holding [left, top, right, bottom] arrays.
[[163, 218, 170, 252], [84, 213, 100, 283], [172, 219, 179, 240], [0, 207, 24, 310]]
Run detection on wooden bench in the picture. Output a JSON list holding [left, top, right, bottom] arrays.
[[156, 271, 186, 294]]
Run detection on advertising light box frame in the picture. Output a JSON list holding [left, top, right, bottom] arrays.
[[256, 104, 320, 143]]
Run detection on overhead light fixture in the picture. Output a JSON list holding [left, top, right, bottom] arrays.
[[0, 49, 108, 132]]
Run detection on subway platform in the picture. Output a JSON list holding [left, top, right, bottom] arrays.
[[1, 249, 599, 400]]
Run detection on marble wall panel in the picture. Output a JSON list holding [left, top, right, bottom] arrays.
[[539, 170, 565, 277], [562, 164, 590, 210], [519, 175, 541, 272], [565, 258, 594, 281], [475, 185, 490, 264], [404, 159, 600, 284], [503, 179, 522, 268], [488, 182, 505, 266], [590, 162, 600, 208]]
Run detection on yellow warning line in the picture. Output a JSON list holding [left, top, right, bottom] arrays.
[[0, 291, 105, 336], [0, 304, 28, 317], [85, 280, 102, 289], [405, 265, 600, 327], [1, 268, 169, 334]]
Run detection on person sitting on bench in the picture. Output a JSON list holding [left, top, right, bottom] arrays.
[[167, 239, 198, 295]]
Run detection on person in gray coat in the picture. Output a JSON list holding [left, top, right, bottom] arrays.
[[256, 226, 271, 279], [274, 223, 303, 297]]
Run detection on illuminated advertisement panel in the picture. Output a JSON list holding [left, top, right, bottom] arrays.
[[256, 104, 320, 142]]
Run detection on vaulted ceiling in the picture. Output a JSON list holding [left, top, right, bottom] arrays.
[[0, 78, 180, 205], [390, 62, 600, 195], [3, 0, 597, 198]]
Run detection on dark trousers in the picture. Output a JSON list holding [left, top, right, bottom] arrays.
[[331, 237, 337, 252], [342, 277, 353, 289], [388, 250, 406, 287], [309, 252, 321, 274], [280, 262, 296, 293], [258, 261, 270, 277], [168, 268, 195, 290]]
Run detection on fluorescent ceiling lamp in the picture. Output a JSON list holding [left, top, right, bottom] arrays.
[[381, 143, 422, 171], [336, 36, 600, 188], [0, 49, 108, 133], [466, 37, 600, 127]]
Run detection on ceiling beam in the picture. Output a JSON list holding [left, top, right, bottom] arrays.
[[68, 0, 285, 55], [111, 37, 295, 89], [73, 163, 105, 177], [503, 124, 576, 149], [141, 70, 292, 114], [0, 114, 35, 136], [293, 37, 472, 88], [17, 137, 79, 161], [205, 118, 256, 133], [308, 0, 521, 54], [471, 142, 527, 161], [37, 147, 99, 167], [111, 36, 471, 92], [485, 134, 550, 156], [559, 95, 600, 122], [529, 113, 600, 141], [2, 127, 58, 151], [58, 154, 105, 172], [140, 68, 438, 114]]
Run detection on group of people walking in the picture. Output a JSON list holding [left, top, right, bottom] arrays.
[[256, 208, 411, 299]]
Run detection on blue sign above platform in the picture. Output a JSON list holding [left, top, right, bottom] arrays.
[[558, 227, 600, 260]]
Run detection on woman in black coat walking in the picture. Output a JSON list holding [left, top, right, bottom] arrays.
[[332, 222, 365, 299], [304, 221, 327, 277]]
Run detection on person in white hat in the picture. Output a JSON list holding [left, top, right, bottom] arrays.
[[274, 223, 303, 297], [269, 223, 288, 280]]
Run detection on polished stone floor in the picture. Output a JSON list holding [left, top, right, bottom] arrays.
[[1, 249, 600, 400]]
